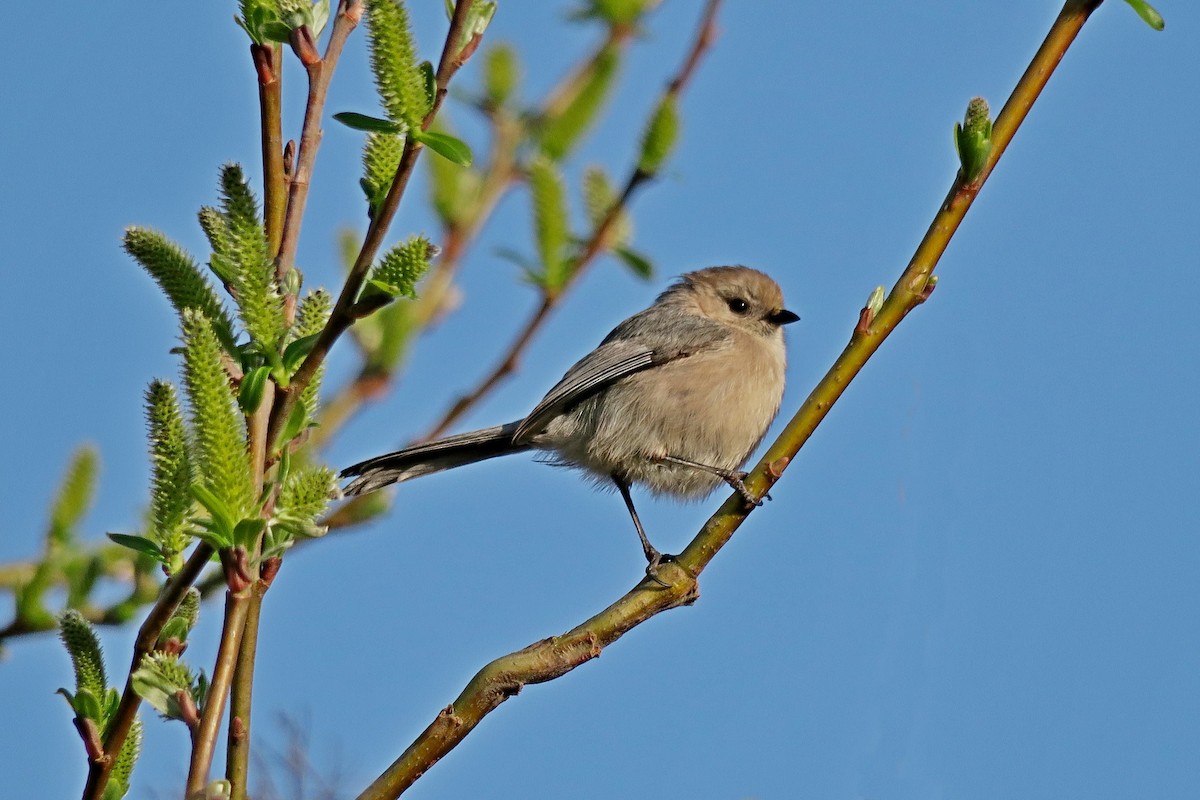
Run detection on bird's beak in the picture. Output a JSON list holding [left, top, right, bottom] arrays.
[[769, 309, 800, 325]]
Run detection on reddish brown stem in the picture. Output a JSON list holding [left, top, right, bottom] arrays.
[[420, 0, 722, 441]]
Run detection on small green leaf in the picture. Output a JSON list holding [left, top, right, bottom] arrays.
[[334, 112, 404, 134], [278, 398, 310, 447], [310, 0, 331, 35], [72, 687, 104, 723], [237, 365, 272, 414], [613, 246, 654, 280], [282, 332, 321, 374], [106, 533, 165, 560], [412, 129, 473, 166], [1122, 0, 1165, 30], [232, 518, 267, 549], [190, 484, 235, 543], [260, 21, 293, 42]]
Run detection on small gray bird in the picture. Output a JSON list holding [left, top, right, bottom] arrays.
[[341, 265, 798, 582]]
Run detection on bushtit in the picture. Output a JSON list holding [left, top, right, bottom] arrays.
[[341, 265, 799, 582]]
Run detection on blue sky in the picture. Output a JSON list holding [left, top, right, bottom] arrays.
[[2, 2, 1197, 798]]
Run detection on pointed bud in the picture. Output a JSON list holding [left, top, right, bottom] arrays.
[[954, 96, 992, 183]]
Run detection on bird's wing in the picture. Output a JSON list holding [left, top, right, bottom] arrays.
[[512, 340, 685, 444]]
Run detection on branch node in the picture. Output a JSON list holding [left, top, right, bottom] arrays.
[[767, 456, 790, 479]]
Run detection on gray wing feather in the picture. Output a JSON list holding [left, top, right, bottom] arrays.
[[512, 341, 673, 444]]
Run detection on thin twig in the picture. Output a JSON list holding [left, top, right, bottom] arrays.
[[274, 3, 361, 310], [186, 591, 252, 797], [226, 581, 266, 800], [269, 0, 483, 451], [355, 3, 1104, 796], [421, 0, 722, 441], [224, 9, 364, 791], [257, 42, 287, 257], [82, 543, 215, 800]]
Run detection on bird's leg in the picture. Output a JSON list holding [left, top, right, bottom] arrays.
[[613, 475, 670, 588], [656, 455, 766, 506]]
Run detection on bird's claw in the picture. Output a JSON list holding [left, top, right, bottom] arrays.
[[644, 549, 674, 588], [726, 472, 764, 507]]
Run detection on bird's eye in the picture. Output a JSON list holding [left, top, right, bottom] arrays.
[[726, 297, 750, 315]]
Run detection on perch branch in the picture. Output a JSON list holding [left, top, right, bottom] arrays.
[[356, 2, 1104, 796]]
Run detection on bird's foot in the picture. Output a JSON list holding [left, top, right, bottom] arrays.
[[725, 471, 766, 507], [643, 547, 675, 588]]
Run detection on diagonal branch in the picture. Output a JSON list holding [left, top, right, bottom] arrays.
[[269, 0, 484, 453], [355, 2, 1106, 796], [82, 543, 215, 800], [420, 0, 723, 442]]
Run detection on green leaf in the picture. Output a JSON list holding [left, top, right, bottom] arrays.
[[278, 398, 310, 446], [282, 333, 321, 374], [412, 129, 473, 166], [260, 21, 293, 42], [426, 122, 481, 226], [232, 518, 267, 549], [310, 0, 331, 35], [72, 687, 104, 723], [614, 246, 653, 280], [237, 365, 272, 414], [334, 111, 404, 134], [1122, 0, 1165, 30], [190, 483, 236, 546], [456, 1, 496, 55], [106, 534, 165, 561], [131, 652, 196, 721]]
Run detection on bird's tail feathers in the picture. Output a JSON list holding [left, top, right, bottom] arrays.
[[340, 422, 527, 495]]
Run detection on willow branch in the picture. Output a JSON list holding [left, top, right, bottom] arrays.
[[82, 543, 215, 800], [225, 582, 264, 800], [255, 42, 287, 257], [185, 590, 252, 797], [275, 3, 360, 291], [421, 0, 722, 441], [269, 0, 482, 452], [356, 3, 1104, 796]]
